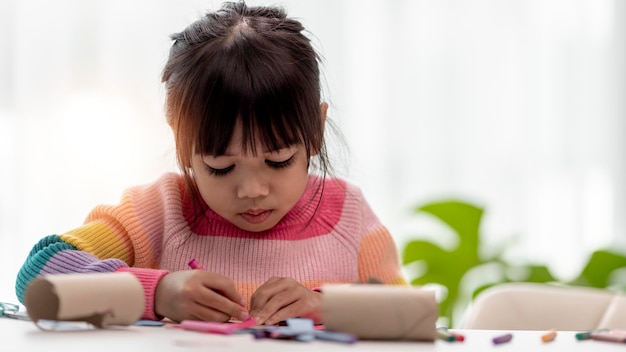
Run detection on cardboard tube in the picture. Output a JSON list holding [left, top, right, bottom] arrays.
[[24, 272, 145, 327], [321, 284, 437, 341]]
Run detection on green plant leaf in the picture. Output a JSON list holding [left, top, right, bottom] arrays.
[[417, 200, 483, 251], [402, 198, 626, 328], [506, 264, 557, 283], [570, 250, 626, 287], [521, 265, 556, 283], [402, 240, 447, 265], [403, 200, 487, 326]]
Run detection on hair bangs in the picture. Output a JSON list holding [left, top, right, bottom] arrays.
[[194, 33, 318, 157]]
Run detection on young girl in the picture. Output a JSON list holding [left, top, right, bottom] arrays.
[[15, 1, 407, 325]]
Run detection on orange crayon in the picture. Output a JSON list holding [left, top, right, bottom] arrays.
[[541, 329, 557, 342]]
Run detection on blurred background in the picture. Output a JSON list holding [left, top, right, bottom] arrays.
[[0, 0, 624, 315]]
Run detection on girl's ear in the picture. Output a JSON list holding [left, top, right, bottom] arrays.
[[320, 102, 328, 125], [311, 102, 328, 156]]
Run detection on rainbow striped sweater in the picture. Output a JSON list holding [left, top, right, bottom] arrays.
[[15, 173, 407, 320]]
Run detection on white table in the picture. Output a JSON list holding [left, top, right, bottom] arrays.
[[2, 318, 625, 351]]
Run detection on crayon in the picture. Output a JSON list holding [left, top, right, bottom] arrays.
[[541, 329, 556, 342], [590, 329, 626, 343], [436, 329, 457, 342], [178, 317, 257, 335], [575, 328, 609, 340], [188, 258, 205, 270], [492, 333, 513, 345], [449, 331, 465, 342]]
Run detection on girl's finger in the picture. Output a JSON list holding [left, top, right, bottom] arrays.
[[193, 288, 249, 321], [198, 272, 247, 306], [249, 278, 290, 316]]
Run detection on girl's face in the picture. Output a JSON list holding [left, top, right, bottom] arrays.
[[191, 121, 310, 232]]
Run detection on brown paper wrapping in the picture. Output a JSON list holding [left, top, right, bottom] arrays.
[[321, 284, 437, 341], [24, 272, 145, 327]]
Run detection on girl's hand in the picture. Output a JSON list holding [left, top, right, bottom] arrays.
[[249, 277, 322, 325], [155, 270, 248, 323]]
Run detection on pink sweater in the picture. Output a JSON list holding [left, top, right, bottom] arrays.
[[15, 173, 407, 319]]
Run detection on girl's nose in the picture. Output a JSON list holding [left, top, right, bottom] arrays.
[[237, 174, 270, 199]]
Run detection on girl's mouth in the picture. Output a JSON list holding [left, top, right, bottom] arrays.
[[240, 210, 272, 224]]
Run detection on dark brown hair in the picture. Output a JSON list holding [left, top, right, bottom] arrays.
[[162, 1, 333, 212]]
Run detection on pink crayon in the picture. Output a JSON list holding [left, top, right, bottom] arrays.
[[179, 317, 257, 335], [188, 258, 205, 270]]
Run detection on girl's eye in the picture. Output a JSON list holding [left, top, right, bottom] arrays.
[[266, 155, 294, 169], [204, 164, 234, 177]]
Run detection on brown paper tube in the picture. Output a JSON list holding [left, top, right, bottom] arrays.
[[24, 272, 145, 327], [321, 284, 438, 341]]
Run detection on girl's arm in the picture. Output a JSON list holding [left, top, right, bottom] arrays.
[[14, 175, 180, 320], [15, 232, 168, 320], [350, 186, 408, 286], [357, 225, 408, 286]]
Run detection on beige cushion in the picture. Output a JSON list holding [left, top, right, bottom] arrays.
[[460, 282, 626, 330]]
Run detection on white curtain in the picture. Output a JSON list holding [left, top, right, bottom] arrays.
[[0, 0, 624, 303]]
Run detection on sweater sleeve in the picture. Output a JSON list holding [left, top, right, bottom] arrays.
[[14, 175, 178, 320], [351, 188, 408, 286], [358, 225, 408, 285]]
